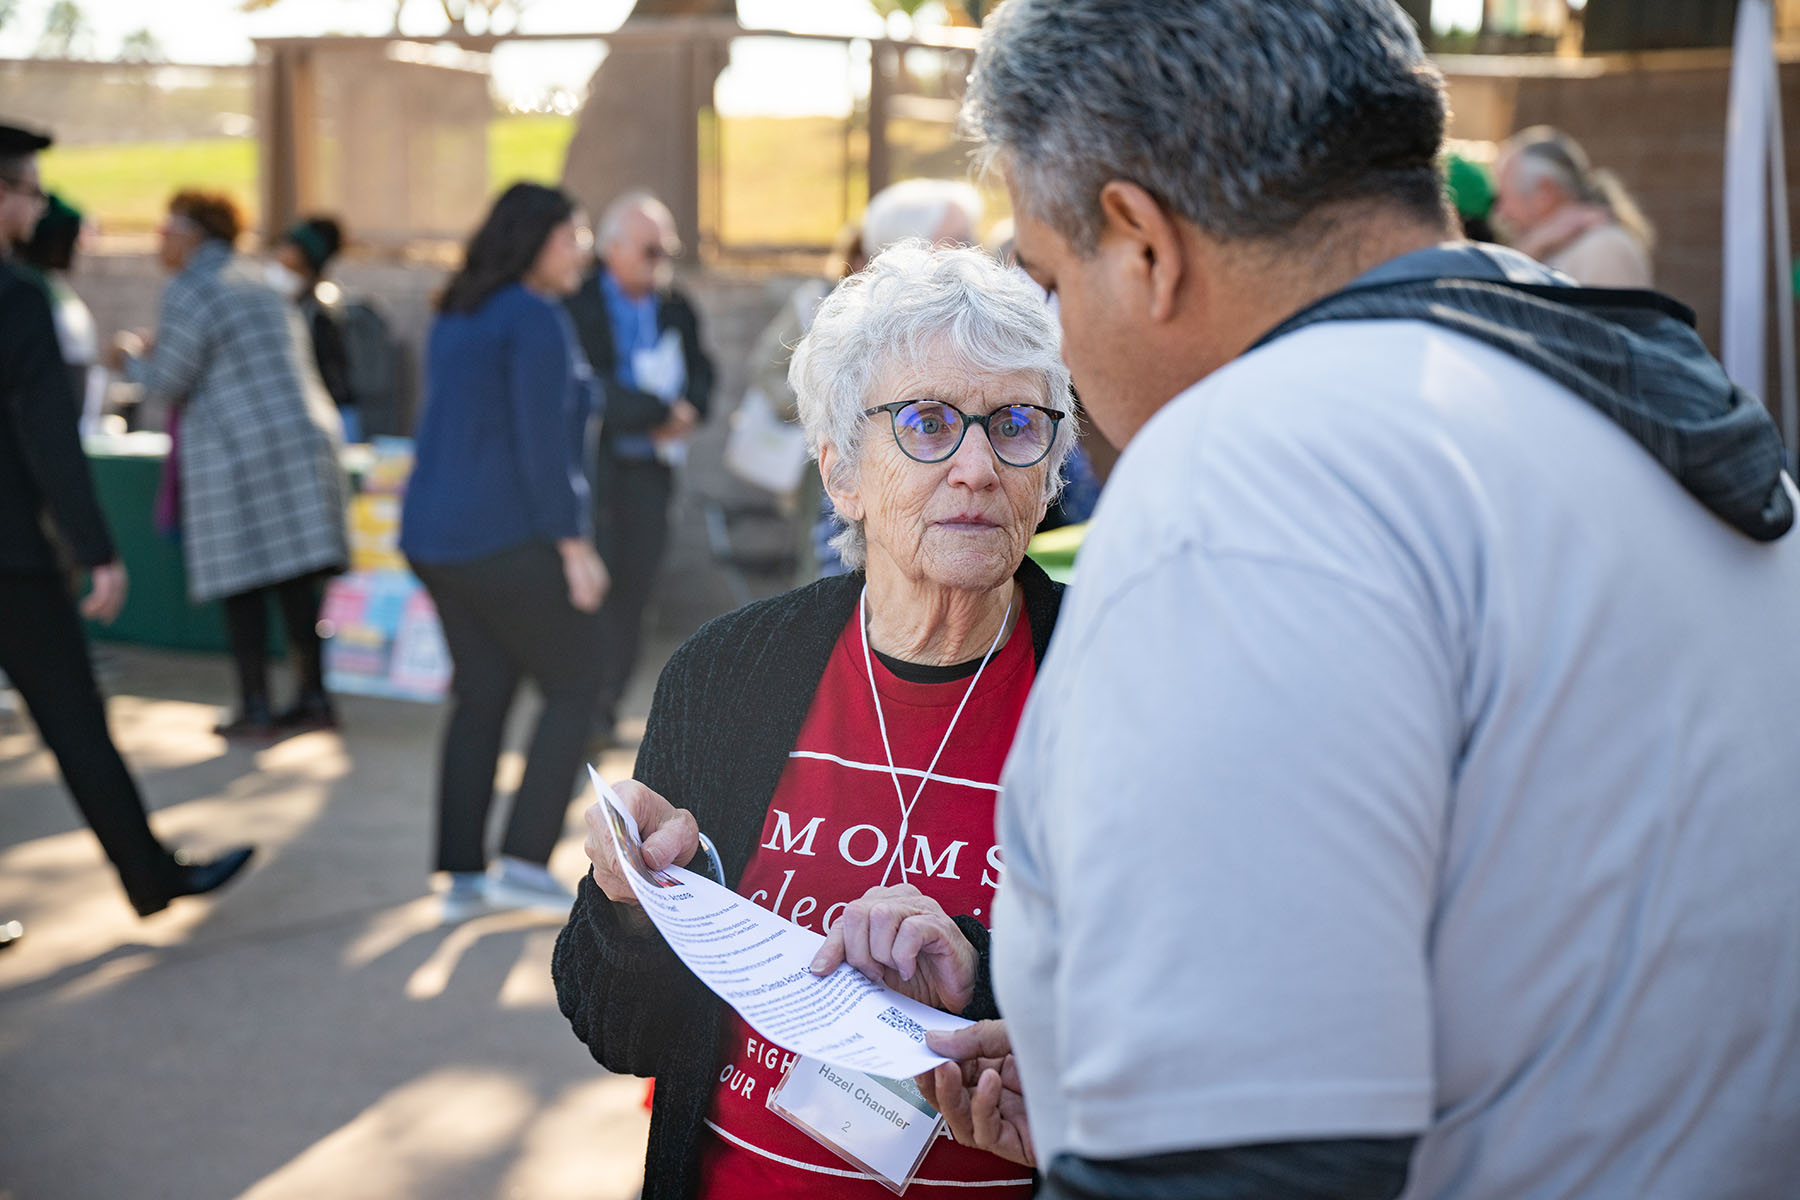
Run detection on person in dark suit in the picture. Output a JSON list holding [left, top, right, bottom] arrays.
[[0, 121, 253, 921], [564, 191, 714, 745]]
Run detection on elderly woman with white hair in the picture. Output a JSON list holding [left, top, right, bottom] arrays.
[[553, 242, 1074, 1199]]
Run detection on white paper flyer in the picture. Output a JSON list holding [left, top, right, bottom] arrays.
[[588, 767, 970, 1078]]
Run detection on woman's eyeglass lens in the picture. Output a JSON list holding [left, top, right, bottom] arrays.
[[867, 400, 1062, 467]]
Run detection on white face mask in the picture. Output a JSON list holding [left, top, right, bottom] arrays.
[[264, 260, 306, 299]]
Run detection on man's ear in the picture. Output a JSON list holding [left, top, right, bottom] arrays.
[[1097, 180, 1186, 324], [817, 442, 863, 522]]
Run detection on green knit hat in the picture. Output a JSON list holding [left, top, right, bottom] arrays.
[[1443, 152, 1496, 221]]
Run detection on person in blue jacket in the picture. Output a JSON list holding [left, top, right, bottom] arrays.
[[401, 183, 607, 916]]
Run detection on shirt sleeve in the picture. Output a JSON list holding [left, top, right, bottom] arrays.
[[0, 273, 116, 566], [136, 277, 212, 403], [1007, 544, 1449, 1158], [1041, 1137, 1417, 1200], [507, 303, 590, 543]]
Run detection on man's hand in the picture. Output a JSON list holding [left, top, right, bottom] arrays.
[[808, 884, 977, 1014], [582, 779, 700, 922], [80, 562, 128, 624], [651, 398, 701, 447], [919, 1020, 1034, 1167]]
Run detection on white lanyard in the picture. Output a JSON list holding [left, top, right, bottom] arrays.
[[858, 584, 1012, 888]]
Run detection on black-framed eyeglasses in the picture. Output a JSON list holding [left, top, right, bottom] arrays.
[[863, 399, 1065, 467]]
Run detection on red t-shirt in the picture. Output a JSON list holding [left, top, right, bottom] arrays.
[[694, 608, 1037, 1198]]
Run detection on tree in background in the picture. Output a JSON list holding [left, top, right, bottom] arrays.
[[117, 27, 166, 62], [0, 0, 18, 36], [37, 0, 94, 58]]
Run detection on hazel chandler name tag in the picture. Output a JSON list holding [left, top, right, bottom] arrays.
[[768, 1054, 945, 1194]]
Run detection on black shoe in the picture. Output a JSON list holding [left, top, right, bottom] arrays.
[[132, 846, 256, 917], [275, 690, 339, 732], [215, 698, 277, 740]]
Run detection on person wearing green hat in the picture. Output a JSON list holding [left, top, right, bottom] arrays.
[[21, 191, 104, 428], [270, 215, 359, 439], [1442, 150, 1497, 243], [0, 120, 256, 921]]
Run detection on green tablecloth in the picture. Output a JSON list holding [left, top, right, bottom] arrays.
[[82, 435, 374, 652], [83, 434, 236, 652]]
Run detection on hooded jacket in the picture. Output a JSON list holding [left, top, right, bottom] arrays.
[[1253, 244, 1792, 544]]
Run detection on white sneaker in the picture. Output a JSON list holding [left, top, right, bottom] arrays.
[[439, 871, 488, 923], [485, 857, 576, 915]]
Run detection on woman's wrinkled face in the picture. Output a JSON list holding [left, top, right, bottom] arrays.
[[828, 353, 1052, 595]]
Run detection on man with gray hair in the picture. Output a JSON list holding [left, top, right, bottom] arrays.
[[1494, 125, 1654, 287], [923, 2, 1800, 1197], [566, 191, 715, 746]]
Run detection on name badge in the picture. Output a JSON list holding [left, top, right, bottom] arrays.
[[767, 1054, 945, 1194]]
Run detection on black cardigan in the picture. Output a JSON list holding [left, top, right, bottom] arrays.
[[552, 560, 1063, 1200]]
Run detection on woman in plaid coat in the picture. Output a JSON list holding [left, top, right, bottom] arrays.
[[129, 191, 349, 738]]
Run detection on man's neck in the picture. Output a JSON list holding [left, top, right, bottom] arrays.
[[1104, 204, 1451, 448], [1209, 206, 1452, 365]]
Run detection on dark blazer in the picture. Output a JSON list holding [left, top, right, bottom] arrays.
[[563, 267, 715, 447], [552, 559, 1063, 1200], [0, 259, 114, 571]]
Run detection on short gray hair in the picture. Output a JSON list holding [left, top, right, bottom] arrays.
[[790, 241, 1075, 571], [598, 189, 678, 252], [961, 0, 1449, 252], [862, 178, 983, 257], [1503, 125, 1655, 252]]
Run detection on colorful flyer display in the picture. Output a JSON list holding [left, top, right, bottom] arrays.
[[321, 570, 450, 702]]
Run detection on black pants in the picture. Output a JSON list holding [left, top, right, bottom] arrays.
[[592, 455, 673, 729], [220, 573, 327, 709], [0, 570, 179, 911], [410, 542, 605, 873]]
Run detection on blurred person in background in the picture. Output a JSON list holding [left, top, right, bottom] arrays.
[[1, 120, 254, 924], [808, 178, 984, 577], [740, 220, 865, 582], [117, 190, 349, 739], [1443, 150, 1498, 244], [401, 183, 606, 917], [565, 191, 714, 750], [268, 215, 357, 440], [1494, 126, 1654, 287], [19, 192, 104, 431]]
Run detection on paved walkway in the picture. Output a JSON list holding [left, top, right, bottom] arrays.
[[0, 428, 797, 1199]]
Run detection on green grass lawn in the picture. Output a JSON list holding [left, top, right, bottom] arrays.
[[39, 137, 260, 232], [36, 112, 1005, 249]]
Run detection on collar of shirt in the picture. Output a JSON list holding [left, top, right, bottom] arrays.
[[599, 267, 662, 389], [1347, 240, 1565, 291]]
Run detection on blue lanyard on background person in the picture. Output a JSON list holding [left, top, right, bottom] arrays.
[[858, 585, 1012, 888]]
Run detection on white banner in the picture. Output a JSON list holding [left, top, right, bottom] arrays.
[[1723, 0, 1798, 456]]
